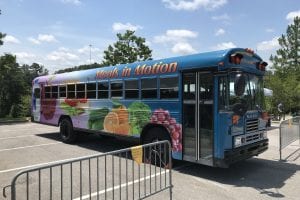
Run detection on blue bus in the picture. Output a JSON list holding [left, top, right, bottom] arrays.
[[32, 48, 269, 167]]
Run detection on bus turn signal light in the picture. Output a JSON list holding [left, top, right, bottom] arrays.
[[232, 115, 240, 125]]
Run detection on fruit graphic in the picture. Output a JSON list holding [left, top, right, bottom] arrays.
[[103, 103, 130, 135], [151, 108, 182, 152], [104, 112, 119, 133], [41, 86, 56, 120], [60, 98, 88, 116]]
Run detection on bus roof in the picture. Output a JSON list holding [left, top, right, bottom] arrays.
[[34, 48, 265, 85]]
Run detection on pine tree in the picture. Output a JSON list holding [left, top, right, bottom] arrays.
[[270, 17, 300, 79]]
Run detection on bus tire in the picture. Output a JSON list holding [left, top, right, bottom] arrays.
[[59, 118, 77, 144], [142, 127, 171, 168]]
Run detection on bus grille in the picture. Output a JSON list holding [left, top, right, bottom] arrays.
[[246, 119, 259, 133], [246, 133, 260, 142]]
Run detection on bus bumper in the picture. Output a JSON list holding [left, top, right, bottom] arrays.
[[215, 139, 269, 168]]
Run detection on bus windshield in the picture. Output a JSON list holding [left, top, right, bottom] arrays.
[[219, 72, 264, 113]]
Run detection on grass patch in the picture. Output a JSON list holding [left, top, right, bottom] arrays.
[[0, 117, 29, 123]]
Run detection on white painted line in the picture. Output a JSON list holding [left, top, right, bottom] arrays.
[[73, 170, 170, 200], [0, 135, 36, 140], [0, 142, 62, 153], [0, 154, 101, 174]]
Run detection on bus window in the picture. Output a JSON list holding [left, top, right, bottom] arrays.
[[98, 82, 109, 99], [52, 86, 58, 99], [34, 88, 40, 99], [160, 77, 178, 99], [87, 83, 96, 99], [125, 80, 139, 99], [59, 86, 66, 98], [141, 78, 157, 99], [111, 81, 123, 98], [76, 83, 86, 99], [67, 84, 75, 99], [218, 76, 227, 110], [45, 86, 51, 98]]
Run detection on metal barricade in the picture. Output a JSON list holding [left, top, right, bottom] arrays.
[[279, 117, 300, 160], [3, 140, 172, 200]]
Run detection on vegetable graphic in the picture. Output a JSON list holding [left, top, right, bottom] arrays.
[[88, 108, 109, 130], [128, 102, 151, 135], [60, 98, 88, 116]]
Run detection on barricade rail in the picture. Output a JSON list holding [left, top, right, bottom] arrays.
[[3, 140, 172, 200], [279, 117, 300, 160]]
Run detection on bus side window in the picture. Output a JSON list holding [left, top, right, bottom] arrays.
[[125, 80, 139, 99], [34, 88, 40, 99], [87, 83, 96, 99], [76, 83, 86, 99], [67, 84, 75, 99], [45, 86, 51, 99], [141, 78, 157, 99], [59, 86, 66, 98], [111, 81, 123, 99], [52, 86, 58, 99], [160, 76, 178, 99], [98, 82, 109, 99]]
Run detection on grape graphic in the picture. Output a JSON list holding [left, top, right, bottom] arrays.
[[151, 108, 182, 152]]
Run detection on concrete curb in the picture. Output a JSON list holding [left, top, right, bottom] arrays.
[[0, 118, 30, 125]]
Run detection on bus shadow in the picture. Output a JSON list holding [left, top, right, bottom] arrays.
[[174, 158, 300, 199], [35, 132, 138, 153]]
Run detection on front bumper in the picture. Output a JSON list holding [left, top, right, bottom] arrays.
[[215, 139, 269, 167]]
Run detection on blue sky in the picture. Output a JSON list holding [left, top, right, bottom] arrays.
[[0, 0, 299, 73]]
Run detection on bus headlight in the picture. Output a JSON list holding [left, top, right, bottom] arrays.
[[261, 131, 267, 139], [234, 136, 244, 147]]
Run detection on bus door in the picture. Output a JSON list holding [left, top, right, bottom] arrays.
[[183, 72, 214, 165], [32, 86, 41, 121]]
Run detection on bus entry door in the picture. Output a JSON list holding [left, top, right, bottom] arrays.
[[183, 72, 214, 164]]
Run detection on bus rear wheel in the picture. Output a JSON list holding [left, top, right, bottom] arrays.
[[142, 127, 171, 168], [60, 118, 77, 143]]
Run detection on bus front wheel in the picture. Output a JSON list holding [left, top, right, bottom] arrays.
[[142, 127, 171, 168], [60, 118, 77, 143]]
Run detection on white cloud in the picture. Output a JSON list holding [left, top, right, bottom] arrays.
[[211, 13, 230, 21], [215, 28, 225, 36], [61, 0, 81, 6], [15, 52, 36, 59], [257, 37, 279, 51], [162, 0, 227, 11], [28, 34, 58, 44], [172, 42, 196, 54], [78, 45, 101, 54], [46, 50, 79, 61], [154, 29, 198, 43], [212, 42, 236, 50], [14, 52, 36, 65], [28, 37, 40, 44], [286, 10, 300, 22], [38, 34, 57, 42], [265, 28, 274, 33], [112, 22, 143, 32], [3, 35, 20, 44]]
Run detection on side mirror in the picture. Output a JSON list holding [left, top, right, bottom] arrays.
[[234, 74, 246, 96]]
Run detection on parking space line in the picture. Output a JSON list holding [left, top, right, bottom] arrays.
[[0, 154, 101, 174], [0, 135, 36, 140], [74, 170, 169, 200], [0, 142, 62, 153]]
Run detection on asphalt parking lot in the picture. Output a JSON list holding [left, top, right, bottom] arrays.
[[0, 122, 299, 200]]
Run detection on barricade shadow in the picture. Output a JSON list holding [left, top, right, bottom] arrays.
[[174, 158, 300, 199]]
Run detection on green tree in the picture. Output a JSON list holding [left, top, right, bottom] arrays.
[[0, 54, 27, 117], [266, 17, 300, 113], [0, 32, 5, 46], [102, 30, 152, 66]]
